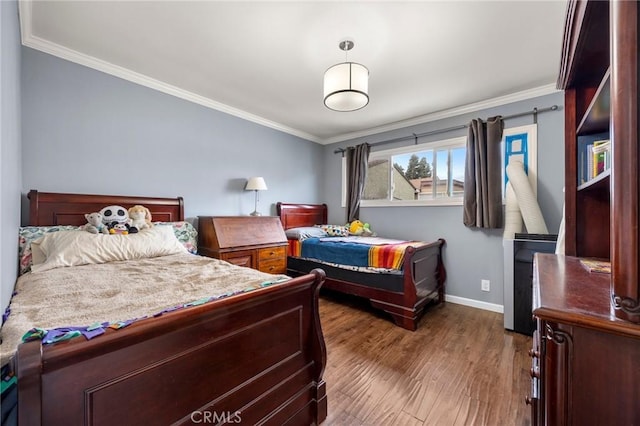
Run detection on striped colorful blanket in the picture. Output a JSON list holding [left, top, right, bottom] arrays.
[[287, 236, 425, 270], [368, 242, 422, 269]]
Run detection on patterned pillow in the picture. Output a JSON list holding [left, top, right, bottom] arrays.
[[18, 226, 80, 275], [314, 224, 349, 237], [153, 221, 198, 254]]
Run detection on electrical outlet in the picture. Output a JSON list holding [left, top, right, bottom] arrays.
[[481, 279, 490, 292]]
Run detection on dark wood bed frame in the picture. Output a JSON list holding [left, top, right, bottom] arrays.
[[277, 202, 446, 331], [14, 190, 327, 425]]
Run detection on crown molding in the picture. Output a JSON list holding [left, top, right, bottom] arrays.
[[319, 84, 561, 144]]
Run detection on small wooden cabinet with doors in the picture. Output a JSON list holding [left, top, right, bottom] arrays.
[[197, 216, 288, 275]]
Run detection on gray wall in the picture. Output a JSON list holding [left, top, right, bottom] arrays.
[[21, 48, 323, 223], [323, 92, 565, 307], [1, 1, 22, 313], [11, 38, 564, 312]]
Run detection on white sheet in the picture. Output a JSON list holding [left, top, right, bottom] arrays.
[[318, 236, 409, 245]]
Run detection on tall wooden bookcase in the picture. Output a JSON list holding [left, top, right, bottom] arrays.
[[559, 0, 640, 323], [528, 1, 640, 423]]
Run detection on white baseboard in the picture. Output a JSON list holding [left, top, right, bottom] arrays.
[[445, 295, 504, 313]]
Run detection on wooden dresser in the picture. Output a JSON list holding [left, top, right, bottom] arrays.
[[528, 0, 640, 423], [531, 255, 640, 425], [197, 216, 288, 274]]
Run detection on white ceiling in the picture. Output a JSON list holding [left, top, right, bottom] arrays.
[[19, 1, 567, 144]]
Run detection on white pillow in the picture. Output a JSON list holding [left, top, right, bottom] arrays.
[[284, 226, 327, 240], [31, 242, 47, 266], [31, 226, 187, 273]]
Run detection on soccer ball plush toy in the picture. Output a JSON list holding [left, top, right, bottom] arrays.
[[100, 205, 138, 234]]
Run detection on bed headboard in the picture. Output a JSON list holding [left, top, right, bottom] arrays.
[[28, 190, 184, 226], [276, 202, 328, 230]]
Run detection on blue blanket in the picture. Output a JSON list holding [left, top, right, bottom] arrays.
[[300, 238, 370, 267]]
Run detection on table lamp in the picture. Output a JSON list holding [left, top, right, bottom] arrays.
[[245, 177, 267, 216]]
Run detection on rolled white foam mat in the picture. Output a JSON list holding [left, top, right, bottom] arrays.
[[503, 181, 523, 239], [506, 161, 548, 234]]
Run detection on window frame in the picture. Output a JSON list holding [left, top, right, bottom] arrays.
[[341, 136, 467, 208]]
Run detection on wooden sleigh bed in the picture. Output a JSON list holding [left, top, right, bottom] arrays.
[[8, 190, 327, 425], [277, 202, 446, 331]]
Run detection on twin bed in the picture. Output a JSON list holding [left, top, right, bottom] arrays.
[[277, 203, 446, 331], [3, 191, 327, 425]]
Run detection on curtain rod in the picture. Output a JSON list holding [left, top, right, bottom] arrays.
[[333, 104, 559, 154]]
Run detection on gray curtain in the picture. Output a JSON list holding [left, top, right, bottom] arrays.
[[463, 116, 504, 228], [346, 143, 370, 222]]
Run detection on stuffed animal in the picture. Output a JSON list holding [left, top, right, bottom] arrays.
[[100, 205, 138, 234], [81, 212, 109, 234], [108, 222, 130, 235], [348, 220, 374, 237], [349, 220, 365, 235], [128, 205, 153, 230], [361, 223, 374, 237]]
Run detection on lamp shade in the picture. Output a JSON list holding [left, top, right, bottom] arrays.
[[324, 62, 369, 112], [245, 177, 267, 191]]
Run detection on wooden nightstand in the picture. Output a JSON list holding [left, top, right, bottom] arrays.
[[197, 216, 288, 274]]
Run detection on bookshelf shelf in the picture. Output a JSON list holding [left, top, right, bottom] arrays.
[[577, 68, 611, 136], [577, 168, 610, 192]]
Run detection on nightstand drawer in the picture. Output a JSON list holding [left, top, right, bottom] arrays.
[[259, 246, 286, 261]]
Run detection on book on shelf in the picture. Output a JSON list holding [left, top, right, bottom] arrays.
[[591, 139, 611, 178], [578, 138, 611, 185], [579, 258, 611, 274]]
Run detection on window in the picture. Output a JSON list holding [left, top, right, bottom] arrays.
[[342, 136, 467, 207]]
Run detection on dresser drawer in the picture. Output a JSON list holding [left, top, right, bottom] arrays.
[[221, 250, 255, 269], [259, 246, 286, 261], [258, 257, 287, 274], [527, 327, 541, 425]]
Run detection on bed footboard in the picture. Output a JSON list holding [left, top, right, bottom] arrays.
[[16, 270, 327, 426], [369, 238, 446, 330], [288, 239, 446, 331]]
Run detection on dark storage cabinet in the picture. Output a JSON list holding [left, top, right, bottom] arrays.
[[513, 234, 556, 335]]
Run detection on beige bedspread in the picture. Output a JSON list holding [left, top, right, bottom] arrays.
[[0, 253, 289, 367]]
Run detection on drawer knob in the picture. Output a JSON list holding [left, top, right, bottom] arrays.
[[529, 367, 540, 378], [525, 396, 532, 405], [528, 349, 540, 358]]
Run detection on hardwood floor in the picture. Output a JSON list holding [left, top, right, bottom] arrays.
[[320, 291, 532, 426]]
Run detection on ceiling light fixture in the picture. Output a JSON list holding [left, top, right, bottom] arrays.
[[324, 39, 369, 112]]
